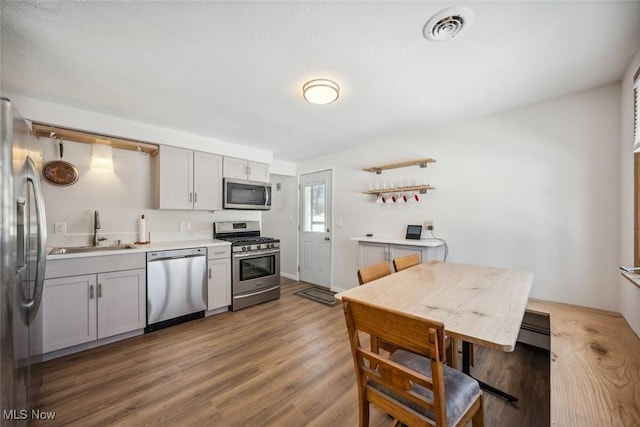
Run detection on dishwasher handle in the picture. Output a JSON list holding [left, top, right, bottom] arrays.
[[148, 254, 205, 262], [147, 247, 207, 262]]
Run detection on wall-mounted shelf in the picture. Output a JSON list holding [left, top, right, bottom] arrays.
[[362, 184, 435, 196], [363, 158, 436, 174], [31, 122, 159, 156]]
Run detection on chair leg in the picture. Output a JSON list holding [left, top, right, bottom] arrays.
[[359, 400, 370, 427], [471, 395, 484, 427]]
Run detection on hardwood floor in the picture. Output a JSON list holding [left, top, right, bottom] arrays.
[[31, 279, 549, 426]]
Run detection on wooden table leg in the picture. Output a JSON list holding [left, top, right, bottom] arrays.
[[462, 341, 519, 404]]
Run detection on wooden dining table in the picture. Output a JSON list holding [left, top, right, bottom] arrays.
[[336, 260, 534, 403]]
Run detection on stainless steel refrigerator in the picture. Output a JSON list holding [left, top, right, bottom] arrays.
[[0, 98, 47, 424]]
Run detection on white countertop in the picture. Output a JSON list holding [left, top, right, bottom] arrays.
[[47, 239, 231, 260], [351, 236, 444, 247]]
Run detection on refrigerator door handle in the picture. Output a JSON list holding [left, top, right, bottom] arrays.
[[16, 197, 27, 273], [24, 156, 47, 326]]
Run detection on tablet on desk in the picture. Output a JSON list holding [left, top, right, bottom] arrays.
[[405, 225, 422, 240]]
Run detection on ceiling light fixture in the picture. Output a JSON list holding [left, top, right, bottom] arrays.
[[302, 79, 340, 105]]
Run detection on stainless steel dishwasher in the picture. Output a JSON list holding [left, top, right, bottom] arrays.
[[146, 247, 207, 332]]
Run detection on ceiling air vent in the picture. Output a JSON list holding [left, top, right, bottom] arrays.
[[423, 7, 473, 42]]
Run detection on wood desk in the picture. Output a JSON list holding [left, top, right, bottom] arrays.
[[336, 261, 534, 401]]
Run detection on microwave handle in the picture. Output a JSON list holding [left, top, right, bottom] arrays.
[[265, 185, 270, 207]]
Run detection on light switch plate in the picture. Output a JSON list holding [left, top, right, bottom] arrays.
[[180, 221, 191, 231]]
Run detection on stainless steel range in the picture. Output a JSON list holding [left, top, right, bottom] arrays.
[[214, 221, 280, 311]]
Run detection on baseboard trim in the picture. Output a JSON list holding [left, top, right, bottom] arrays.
[[281, 272, 298, 281]]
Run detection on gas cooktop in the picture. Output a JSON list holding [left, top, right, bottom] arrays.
[[219, 236, 280, 246]]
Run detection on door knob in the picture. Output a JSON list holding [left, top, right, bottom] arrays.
[[325, 237, 330, 241]]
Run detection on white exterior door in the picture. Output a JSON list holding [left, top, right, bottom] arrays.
[[299, 170, 332, 287]]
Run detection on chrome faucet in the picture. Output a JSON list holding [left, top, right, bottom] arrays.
[[93, 210, 102, 246]]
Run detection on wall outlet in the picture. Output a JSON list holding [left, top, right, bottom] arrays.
[[180, 221, 191, 231], [424, 219, 434, 230], [54, 222, 67, 235]]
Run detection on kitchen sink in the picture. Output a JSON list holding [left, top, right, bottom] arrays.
[[48, 244, 138, 255]]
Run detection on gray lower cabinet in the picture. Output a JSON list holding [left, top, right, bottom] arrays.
[[207, 246, 231, 311], [41, 265, 146, 354]]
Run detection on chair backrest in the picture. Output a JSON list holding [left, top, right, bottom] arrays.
[[392, 253, 420, 272], [357, 261, 392, 285], [342, 297, 448, 426]]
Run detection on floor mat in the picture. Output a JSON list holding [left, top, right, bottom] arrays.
[[295, 287, 338, 307]]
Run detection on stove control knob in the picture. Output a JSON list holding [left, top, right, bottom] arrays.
[[268, 243, 274, 248], [241, 246, 247, 251], [256, 244, 261, 250]]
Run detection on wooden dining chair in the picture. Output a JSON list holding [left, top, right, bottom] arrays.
[[392, 253, 420, 272], [341, 297, 484, 427], [357, 261, 391, 285], [357, 260, 460, 369], [356, 261, 394, 355]]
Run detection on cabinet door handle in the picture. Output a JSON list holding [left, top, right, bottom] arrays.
[[189, 192, 193, 203], [97, 283, 102, 298], [89, 285, 94, 300], [208, 268, 212, 279], [194, 192, 198, 203]]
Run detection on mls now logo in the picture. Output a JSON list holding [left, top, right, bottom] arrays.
[[3, 409, 28, 420], [31, 409, 56, 420], [3, 409, 56, 420]]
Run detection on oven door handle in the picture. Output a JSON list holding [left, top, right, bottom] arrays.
[[234, 286, 280, 299], [233, 249, 280, 258]]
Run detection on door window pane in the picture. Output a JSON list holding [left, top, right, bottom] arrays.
[[303, 183, 325, 232]]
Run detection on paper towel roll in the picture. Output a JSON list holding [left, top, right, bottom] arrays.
[[138, 214, 146, 243]]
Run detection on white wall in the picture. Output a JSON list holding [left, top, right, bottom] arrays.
[[6, 93, 273, 164], [619, 46, 640, 337], [297, 84, 621, 311], [41, 137, 259, 247], [262, 174, 298, 279]]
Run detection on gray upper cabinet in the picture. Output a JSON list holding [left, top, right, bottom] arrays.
[[154, 145, 223, 210], [223, 156, 270, 182]]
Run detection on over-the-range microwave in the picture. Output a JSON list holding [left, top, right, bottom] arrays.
[[223, 178, 272, 210]]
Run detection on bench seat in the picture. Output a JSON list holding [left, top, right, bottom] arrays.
[[526, 298, 640, 426]]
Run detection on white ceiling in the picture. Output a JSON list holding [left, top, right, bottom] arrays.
[[2, 1, 640, 162]]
